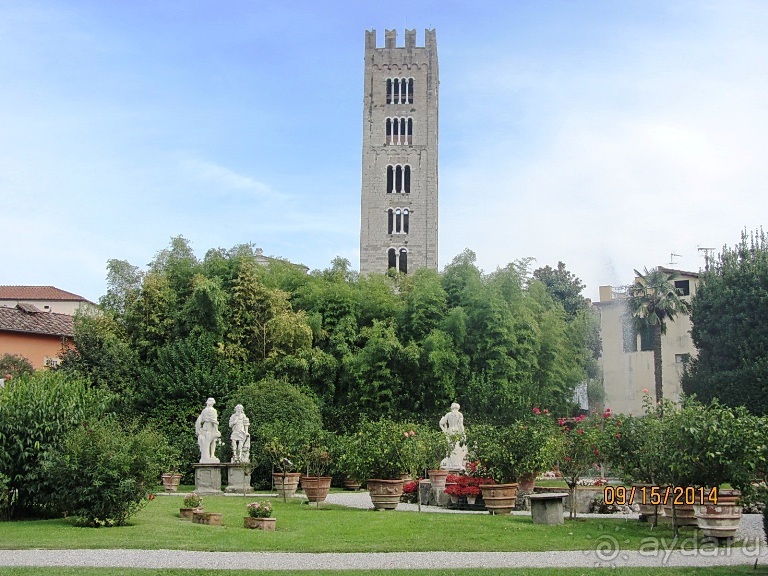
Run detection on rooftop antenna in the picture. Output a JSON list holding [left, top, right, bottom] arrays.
[[669, 252, 682, 266], [697, 246, 715, 271]]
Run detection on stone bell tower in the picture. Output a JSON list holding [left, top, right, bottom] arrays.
[[359, 29, 438, 274]]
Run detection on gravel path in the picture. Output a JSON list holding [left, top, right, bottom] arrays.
[[1, 492, 764, 570]]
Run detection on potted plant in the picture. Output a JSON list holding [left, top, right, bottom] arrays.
[[179, 492, 203, 520], [343, 419, 409, 510], [263, 422, 305, 502], [160, 447, 183, 492], [244, 500, 275, 530], [660, 398, 767, 538], [300, 431, 333, 505], [467, 415, 559, 515]]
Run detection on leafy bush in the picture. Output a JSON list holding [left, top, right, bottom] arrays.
[[0, 354, 34, 379], [228, 377, 323, 486], [0, 371, 108, 518], [40, 416, 169, 526]]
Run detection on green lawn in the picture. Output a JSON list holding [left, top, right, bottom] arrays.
[[0, 494, 717, 553]]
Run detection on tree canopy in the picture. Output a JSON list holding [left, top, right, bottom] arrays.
[[682, 229, 768, 414]]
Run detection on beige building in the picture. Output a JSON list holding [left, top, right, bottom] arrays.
[[595, 268, 698, 415], [0, 286, 94, 316], [359, 29, 439, 274]]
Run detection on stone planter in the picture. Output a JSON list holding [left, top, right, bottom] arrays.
[[695, 489, 742, 539], [466, 494, 477, 506], [301, 476, 333, 503], [179, 507, 203, 520], [272, 472, 301, 498], [192, 511, 223, 525], [480, 483, 519, 515], [161, 473, 182, 492], [367, 478, 403, 510], [244, 516, 276, 531]]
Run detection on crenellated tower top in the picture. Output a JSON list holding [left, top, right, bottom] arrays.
[[365, 29, 437, 50]]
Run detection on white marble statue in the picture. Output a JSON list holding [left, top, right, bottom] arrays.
[[195, 397, 221, 464], [439, 402, 467, 470], [229, 404, 251, 463]]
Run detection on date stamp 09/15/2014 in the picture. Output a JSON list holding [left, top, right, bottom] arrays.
[[602, 485, 719, 507]]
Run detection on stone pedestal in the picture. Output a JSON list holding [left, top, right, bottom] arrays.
[[193, 463, 224, 495], [529, 492, 568, 525], [225, 463, 253, 493]]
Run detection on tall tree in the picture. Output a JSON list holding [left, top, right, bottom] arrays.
[[627, 267, 691, 403], [682, 230, 768, 414], [532, 261, 589, 319]]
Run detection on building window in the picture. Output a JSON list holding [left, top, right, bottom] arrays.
[[385, 117, 413, 145], [639, 324, 654, 352], [44, 357, 60, 368], [386, 164, 411, 194], [387, 208, 409, 234], [387, 247, 409, 273], [674, 280, 690, 296], [386, 78, 414, 105]]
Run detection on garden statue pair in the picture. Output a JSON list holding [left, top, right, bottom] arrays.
[[195, 398, 250, 464]]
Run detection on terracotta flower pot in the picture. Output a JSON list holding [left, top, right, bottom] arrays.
[[517, 472, 536, 493], [367, 478, 403, 510], [272, 472, 301, 498], [428, 469, 449, 492], [161, 473, 182, 492], [179, 507, 203, 520], [695, 488, 742, 539], [342, 477, 361, 491], [301, 476, 333, 503], [480, 483, 518, 515], [244, 516, 276, 530]]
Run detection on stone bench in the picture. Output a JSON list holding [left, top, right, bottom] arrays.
[[529, 492, 568, 525]]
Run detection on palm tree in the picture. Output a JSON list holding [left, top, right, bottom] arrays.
[[627, 267, 692, 404]]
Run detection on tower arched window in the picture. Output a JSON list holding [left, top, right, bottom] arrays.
[[386, 164, 411, 194], [385, 117, 413, 145], [386, 77, 414, 105], [387, 208, 409, 234], [386, 247, 409, 273]]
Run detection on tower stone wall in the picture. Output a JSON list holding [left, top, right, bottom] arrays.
[[359, 29, 438, 274]]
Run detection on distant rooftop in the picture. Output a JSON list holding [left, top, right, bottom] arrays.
[[0, 286, 92, 303], [0, 304, 74, 337]]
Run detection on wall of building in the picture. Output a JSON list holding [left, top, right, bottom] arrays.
[[0, 332, 70, 369], [360, 29, 438, 274], [596, 272, 698, 415]]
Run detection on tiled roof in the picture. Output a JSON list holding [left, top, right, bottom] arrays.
[[0, 285, 91, 302], [0, 305, 74, 337]]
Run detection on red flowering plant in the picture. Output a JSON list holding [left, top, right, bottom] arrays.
[[556, 409, 614, 519], [444, 474, 485, 498]]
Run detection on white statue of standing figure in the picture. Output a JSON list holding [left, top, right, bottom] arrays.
[[195, 397, 221, 464], [439, 402, 467, 470], [229, 404, 251, 463]]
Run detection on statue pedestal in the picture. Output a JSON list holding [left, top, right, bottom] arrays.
[[193, 463, 224, 495], [225, 463, 253, 493]]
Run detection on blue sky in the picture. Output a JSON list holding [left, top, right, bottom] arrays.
[[2, 1, 767, 303]]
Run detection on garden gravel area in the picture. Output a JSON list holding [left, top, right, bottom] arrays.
[[1, 493, 764, 570]]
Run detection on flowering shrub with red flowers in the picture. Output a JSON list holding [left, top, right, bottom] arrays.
[[556, 409, 614, 518], [400, 480, 420, 503], [444, 474, 490, 497]]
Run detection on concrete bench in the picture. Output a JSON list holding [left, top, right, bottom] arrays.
[[529, 492, 568, 525]]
